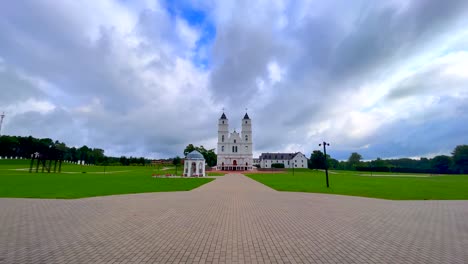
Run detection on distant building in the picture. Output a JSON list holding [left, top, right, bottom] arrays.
[[253, 158, 260, 167], [259, 152, 308, 168], [216, 112, 253, 171]]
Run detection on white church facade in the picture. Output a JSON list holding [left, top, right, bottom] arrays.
[[216, 112, 253, 171]]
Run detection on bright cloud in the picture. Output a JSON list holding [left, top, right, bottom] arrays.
[[1, 0, 467, 160]]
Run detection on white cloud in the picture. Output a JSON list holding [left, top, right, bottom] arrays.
[[1, 0, 468, 160]]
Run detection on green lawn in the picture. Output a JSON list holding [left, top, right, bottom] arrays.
[[246, 169, 468, 200], [0, 160, 213, 199]]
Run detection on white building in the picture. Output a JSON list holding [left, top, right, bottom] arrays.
[[183, 150, 206, 177], [259, 152, 308, 168], [216, 112, 253, 171]]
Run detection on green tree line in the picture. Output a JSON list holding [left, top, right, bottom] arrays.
[[0, 135, 148, 166], [309, 145, 468, 174]]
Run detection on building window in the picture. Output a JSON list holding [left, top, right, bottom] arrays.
[[245, 121, 247, 124], [222, 135, 224, 142], [245, 135, 248, 141], [221, 146, 224, 152], [234, 139, 236, 143], [222, 121, 224, 124], [245, 146, 248, 151]]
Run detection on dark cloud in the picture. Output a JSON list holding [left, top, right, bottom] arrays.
[[1, 0, 468, 159]]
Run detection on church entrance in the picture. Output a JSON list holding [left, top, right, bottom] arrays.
[[233, 160, 237, 171]]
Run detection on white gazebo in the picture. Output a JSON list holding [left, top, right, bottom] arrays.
[[183, 150, 206, 177]]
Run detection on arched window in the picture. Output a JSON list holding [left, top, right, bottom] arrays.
[[221, 146, 224, 152], [232, 146, 235, 152], [245, 135, 248, 141], [234, 139, 236, 143], [222, 135, 224, 142]]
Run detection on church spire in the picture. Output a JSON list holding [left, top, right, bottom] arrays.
[[220, 112, 227, 119], [243, 112, 250, 120]]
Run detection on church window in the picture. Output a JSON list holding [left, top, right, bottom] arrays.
[[222, 121, 224, 124], [245, 146, 248, 151], [232, 146, 235, 152], [245, 135, 248, 141], [245, 121, 247, 124], [222, 135, 224, 142], [234, 139, 236, 143], [222, 146, 224, 152], [236, 146, 238, 152]]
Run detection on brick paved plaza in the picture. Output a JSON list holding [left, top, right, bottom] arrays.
[[1, 174, 467, 264]]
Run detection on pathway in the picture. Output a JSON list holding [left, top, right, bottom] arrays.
[[1, 174, 467, 263]]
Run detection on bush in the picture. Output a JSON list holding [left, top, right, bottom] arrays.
[[271, 163, 285, 168]]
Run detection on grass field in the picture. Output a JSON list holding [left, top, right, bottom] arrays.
[[0, 160, 213, 199], [246, 169, 468, 200]]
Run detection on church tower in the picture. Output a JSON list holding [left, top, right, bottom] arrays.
[[241, 113, 253, 166], [217, 112, 229, 156]]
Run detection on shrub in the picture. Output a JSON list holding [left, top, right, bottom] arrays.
[[271, 163, 285, 168]]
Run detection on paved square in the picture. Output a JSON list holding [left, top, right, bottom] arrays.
[[1, 174, 467, 263]]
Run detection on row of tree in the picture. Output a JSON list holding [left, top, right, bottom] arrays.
[[0, 135, 148, 166], [309, 145, 468, 174]]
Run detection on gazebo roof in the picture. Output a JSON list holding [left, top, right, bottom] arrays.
[[186, 150, 205, 160]]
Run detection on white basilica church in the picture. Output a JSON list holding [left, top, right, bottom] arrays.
[[216, 112, 253, 171]]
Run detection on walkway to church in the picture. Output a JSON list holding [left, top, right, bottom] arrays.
[[1, 174, 467, 264]]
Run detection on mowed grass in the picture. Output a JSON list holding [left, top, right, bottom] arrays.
[[0, 160, 213, 199], [246, 169, 468, 200]]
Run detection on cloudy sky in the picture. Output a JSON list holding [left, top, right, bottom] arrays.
[[1, 0, 468, 160]]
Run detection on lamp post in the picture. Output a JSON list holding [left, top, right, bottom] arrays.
[[319, 141, 330, 188]]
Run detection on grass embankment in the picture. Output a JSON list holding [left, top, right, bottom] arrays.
[[246, 169, 468, 200], [0, 160, 213, 199]]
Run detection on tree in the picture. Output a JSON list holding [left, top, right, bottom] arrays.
[[183, 144, 196, 156], [328, 158, 339, 169], [309, 150, 326, 169], [173, 156, 181, 175], [452, 145, 468, 173], [430, 155, 452, 174], [347, 152, 362, 170]]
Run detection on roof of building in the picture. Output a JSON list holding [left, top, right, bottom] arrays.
[[243, 112, 250, 119], [259, 152, 305, 160], [186, 150, 205, 160], [220, 112, 227, 119]]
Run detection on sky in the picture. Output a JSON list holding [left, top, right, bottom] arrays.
[[1, 0, 467, 160]]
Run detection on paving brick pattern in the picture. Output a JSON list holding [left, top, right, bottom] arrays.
[[1, 173, 467, 263]]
